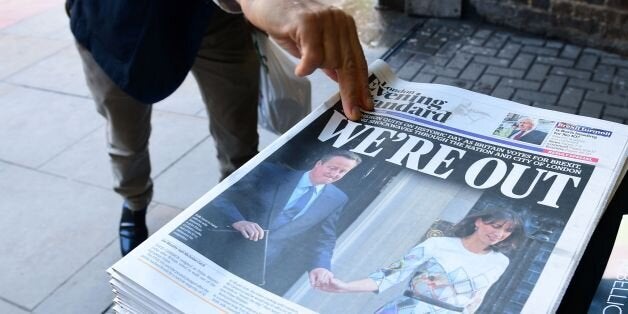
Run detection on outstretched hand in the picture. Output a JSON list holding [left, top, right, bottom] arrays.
[[315, 277, 349, 293], [309, 267, 334, 288], [315, 277, 379, 293], [238, 0, 373, 121]]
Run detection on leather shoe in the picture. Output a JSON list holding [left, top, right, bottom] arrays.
[[119, 206, 148, 256]]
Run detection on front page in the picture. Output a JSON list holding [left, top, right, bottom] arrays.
[[109, 60, 628, 313]]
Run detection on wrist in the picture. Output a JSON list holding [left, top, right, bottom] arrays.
[[239, 0, 310, 36]]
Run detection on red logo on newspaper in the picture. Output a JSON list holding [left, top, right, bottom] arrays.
[[543, 149, 599, 163]]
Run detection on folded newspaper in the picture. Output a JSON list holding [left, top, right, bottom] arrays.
[[108, 60, 628, 313]]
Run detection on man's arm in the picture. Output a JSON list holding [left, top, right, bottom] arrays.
[[236, 0, 373, 121], [211, 196, 265, 241], [209, 163, 280, 241]]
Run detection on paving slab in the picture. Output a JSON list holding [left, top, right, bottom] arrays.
[[0, 0, 62, 29], [384, 18, 628, 124], [0, 299, 28, 314], [0, 4, 72, 41], [38, 126, 111, 188], [40, 109, 212, 190], [0, 33, 68, 79], [6, 45, 90, 97], [32, 241, 118, 314], [154, 75, 206, 116], [0, 83, 102, 168], [30, 203, 185, 314], [153, 128, 278, 209], [151, 137, 224, 209], [147, 111, 214, 177], [146, 203, 185, 233], [0, 161, 119, 310]]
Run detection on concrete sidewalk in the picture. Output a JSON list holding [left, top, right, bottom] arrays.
[[1, 1, 626, 314]]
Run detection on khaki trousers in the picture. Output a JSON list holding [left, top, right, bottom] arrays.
[[77, 10, 259, 211]]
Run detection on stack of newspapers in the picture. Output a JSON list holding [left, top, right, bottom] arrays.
[[108, 60, 628, 314]]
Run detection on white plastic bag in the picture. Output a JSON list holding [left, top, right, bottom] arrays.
[[253, 31, 311, 134]]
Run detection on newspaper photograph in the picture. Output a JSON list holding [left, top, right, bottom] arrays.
[[108, 60, 628, 314]]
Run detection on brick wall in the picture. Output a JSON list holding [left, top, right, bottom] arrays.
[[468, 0, 628, 56]]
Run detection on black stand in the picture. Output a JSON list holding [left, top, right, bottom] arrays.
[[559, 174, 628, 312]]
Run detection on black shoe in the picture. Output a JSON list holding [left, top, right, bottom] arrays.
[[119, 206, 148, 256]]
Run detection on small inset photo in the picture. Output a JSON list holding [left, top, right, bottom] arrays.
[[493, 113, 555, 145]]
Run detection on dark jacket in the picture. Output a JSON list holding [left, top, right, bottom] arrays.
[[177, 162, 350, 294], [67, 0, 214, 103], [208, 162, 348, 271], [510, 129, 547, 145]]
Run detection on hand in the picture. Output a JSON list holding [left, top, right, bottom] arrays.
[[317, 277, 379, 293], [309, 267, 334, 288], [232, 220, 265, 241], [316, 277, 348, 293], [238, 0, 373, 121]]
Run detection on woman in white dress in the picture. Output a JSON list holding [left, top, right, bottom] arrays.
[[318, 209, 524, 314]]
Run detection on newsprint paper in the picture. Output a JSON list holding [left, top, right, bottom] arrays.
[[108, 60, 628, 314]]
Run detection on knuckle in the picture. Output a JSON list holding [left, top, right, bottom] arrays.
[[307, 52, 324, 66]]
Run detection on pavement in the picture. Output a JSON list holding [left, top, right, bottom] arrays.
[[383, 18, 628, 122], [0, 1, 626, 314]]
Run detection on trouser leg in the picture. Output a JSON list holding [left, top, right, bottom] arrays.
[[76, 43, 153, 211], [191, 9, 260, 179]]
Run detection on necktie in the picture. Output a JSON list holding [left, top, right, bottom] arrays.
[[271, 186, 316, 229], [513, 131, 525, 140]]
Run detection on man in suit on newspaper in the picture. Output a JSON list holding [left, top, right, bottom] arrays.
[[509, 116, 548, 145], [198, 150, 361, 295]]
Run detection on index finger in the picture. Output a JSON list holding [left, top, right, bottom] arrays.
[[336, 17, 372, 120], [294, 12, 325, 77]]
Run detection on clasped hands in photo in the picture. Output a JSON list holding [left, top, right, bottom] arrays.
[[232, 220, 341, 289]]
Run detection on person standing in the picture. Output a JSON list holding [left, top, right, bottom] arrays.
[[66, 0, 372, 256], [509, 117, 547, 145], [318, 209, 524, 313], [197, 150, 361, 294]]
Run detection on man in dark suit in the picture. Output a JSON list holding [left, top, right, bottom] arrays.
[[193, 150, 361, 294], [509, 117, 547, 145]]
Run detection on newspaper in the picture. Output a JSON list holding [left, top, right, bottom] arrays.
[[108, 60, 628, 313], [589, 215, 628, 313]]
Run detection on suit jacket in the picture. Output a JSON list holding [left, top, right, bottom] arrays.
[[200, 162, 348, 272], [509, 129, 547, 145]]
